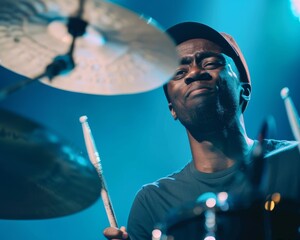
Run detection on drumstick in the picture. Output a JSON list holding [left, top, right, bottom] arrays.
[[280, 87, 300, 151], [80, 115, 118, 228]]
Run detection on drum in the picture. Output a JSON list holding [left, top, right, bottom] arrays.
[[153, 192, 300, 240]]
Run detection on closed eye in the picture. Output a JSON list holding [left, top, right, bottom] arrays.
[[203, 61, 225, 70], [173, 69, 188, 80]]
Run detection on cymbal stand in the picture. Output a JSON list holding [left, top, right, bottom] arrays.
[[0, 0, 87, 101], [281, 87, 300, 152]]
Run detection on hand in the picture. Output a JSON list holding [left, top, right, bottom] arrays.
[[103, 226, 129, 240]]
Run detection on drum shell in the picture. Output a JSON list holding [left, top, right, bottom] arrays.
[[157, 200, 300, 240]]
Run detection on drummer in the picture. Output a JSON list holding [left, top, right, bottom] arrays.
[[104, 21, 300, 239]]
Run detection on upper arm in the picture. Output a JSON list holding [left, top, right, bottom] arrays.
[[127, 190, 154, 240]]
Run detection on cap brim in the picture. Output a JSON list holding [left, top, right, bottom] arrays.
[[167, 22, 238, 65]]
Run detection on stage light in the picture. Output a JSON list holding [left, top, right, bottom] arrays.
[[291, 0, 300, 20]]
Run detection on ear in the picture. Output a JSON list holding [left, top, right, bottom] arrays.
[[240, 83, 251, 110], [168, 102, 178, 120]]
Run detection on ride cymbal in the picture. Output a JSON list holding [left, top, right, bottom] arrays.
[[0, 108, 101, 219], [0, 0, 178, 95]]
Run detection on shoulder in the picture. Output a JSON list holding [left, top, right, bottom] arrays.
[[263, 139, 299, 158], [141, 163, 191, 190], [127, 165, 191, 240], [133, 162, 192, 199]]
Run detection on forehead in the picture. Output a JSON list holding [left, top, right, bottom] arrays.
[[176, 38, 223, 57]]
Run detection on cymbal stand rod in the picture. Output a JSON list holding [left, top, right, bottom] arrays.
[[67, 0, 87, 56], [281, 87, 300, 151], [0, 52, 75, 101], [77, 0, 85, 17], [80, 116, 118, 228], [0, 72, 46, 101]]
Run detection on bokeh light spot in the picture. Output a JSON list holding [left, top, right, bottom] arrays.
[[265, 200, 275, 211], [291, 0, 300, 20], [206, 198, 216, 208]]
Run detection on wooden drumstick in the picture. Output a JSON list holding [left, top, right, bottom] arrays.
[[80, 115, 118, 228], [281, 87, 300, 150]]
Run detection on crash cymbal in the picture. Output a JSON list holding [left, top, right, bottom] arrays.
[[0, 108, 101, 219], [0, 0, 178, 95]]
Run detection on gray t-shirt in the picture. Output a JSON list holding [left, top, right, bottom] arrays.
[[127, 139, 300, 240]]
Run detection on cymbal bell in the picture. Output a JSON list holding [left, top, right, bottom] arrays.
[[0, 108, 101, 219], [0, 0, 178, 95]]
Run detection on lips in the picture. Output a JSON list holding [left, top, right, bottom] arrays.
[[186, 85, 215, 98]]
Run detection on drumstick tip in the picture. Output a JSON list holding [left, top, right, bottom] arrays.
[[79, 115, 88, 123], [280, 87, 289, 100]]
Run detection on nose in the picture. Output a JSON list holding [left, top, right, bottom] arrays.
[[184, 68, 212, 85]]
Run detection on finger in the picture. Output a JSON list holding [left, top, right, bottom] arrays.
[[119, 226, 128, 239], [103, 227, 124, 239]]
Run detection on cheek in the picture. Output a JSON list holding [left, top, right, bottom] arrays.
[[218, 66, 240, 89], [217, 71, 241, 104], [227, 64, 238, 79], [168, 82, 185, 102]]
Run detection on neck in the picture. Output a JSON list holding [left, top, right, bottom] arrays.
[[187, 115, 254, 173]]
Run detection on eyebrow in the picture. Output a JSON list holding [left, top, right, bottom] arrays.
[[180, 51, 225, 65]]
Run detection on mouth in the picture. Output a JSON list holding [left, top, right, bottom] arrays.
[[186, 86, 215, 98]]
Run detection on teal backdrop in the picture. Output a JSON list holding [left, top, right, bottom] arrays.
[[0, 0, 300, 239]]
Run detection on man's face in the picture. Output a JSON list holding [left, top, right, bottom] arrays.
[[167, 38, 245, 131]]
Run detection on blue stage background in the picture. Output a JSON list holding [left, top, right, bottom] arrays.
[[0, 0, 300, 239]]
